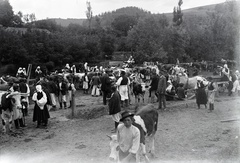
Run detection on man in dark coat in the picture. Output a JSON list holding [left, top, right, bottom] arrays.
[[149, 69, 159, 103], [101, 69, 112, 105], [108, 86, 121, 133], [157, 71, 166, 110]]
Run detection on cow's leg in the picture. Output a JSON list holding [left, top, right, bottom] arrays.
[[149, 135, 155, 158], [9, 112, 13, 132], [141, 143, 150, 163], [2, 118, 6, 133]]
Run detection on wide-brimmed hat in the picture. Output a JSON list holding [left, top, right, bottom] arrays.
[[120, 111, 134, 122]]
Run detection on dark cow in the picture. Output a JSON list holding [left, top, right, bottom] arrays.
[[132, 82, 148, 103], [0, 91, 13, 133], [108, 104, 158, 162]]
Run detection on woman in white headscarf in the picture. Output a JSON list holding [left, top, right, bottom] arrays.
[[221, 64, 230, 81], [32, 85, 50, 128]]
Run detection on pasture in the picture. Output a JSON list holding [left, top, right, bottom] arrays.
[[0, 90, 239, 163]]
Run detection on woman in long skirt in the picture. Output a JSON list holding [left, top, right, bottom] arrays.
[[32, 85, 50, 128], [195, 77, 208, 109]]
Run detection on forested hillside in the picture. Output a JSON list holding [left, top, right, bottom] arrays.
[[0, 0, 239, 75]]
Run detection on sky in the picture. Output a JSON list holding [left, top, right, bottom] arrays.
[[8, 0, 228, 20]]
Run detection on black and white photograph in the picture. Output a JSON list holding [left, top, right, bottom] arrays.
[[0, 0, 240, 163]]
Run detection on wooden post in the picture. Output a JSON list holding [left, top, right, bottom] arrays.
[[26, 64, 32, 84], [71, 91, 76, 117]]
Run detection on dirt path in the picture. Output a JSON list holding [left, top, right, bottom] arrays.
[[0, 92, 240, 163]]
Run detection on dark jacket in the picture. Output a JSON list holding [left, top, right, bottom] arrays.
[[150, 74, 159, 91], [108, 91, 121, 115], [101, 73, 111, 92], [157, 75, 166, 94]]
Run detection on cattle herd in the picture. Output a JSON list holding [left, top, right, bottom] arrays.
[[0, 58, 240, 163]]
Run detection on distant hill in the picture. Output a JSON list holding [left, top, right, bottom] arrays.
[[47, 3, 224, 27]]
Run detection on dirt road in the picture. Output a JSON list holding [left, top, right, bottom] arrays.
[[0, 92, 240, 163]]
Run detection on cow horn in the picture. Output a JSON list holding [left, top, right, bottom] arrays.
[[107, 135, 112, 140]]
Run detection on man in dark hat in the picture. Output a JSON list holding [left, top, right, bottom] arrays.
[[116, 111, 140, 163]]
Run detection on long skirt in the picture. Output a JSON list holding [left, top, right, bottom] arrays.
[[33, 104, 50, 123], [196, 88, 207, 105]]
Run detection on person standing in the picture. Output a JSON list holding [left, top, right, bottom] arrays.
[[67, 76, 76, 108], [7, 84, 28, 129], [108, 86, 121, 133], [116, 71, 131, 108], [19, 78, 30, 116], [82, 72, 89, 94], [117, 111, 140, 163], [157, 71, 166, 110], [101, 69, 112, 105], [32, 85, 50, 128], [35, 66, 43, 82], [149, 69, 159, 103], [58, 77, 68, 109], [91, 73, 101, 97], [221, 64, 230, 81], [195, 77, 208, 109], [207, 77, 217, 112], [47, 76, 58, 110]]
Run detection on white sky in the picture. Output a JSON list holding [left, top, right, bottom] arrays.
[[9, 0, 228, 20]]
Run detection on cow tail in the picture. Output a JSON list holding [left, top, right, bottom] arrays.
[[154, 112, 158, 133]]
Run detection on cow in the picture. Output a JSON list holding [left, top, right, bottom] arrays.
[[108, 104, 158, 163], [0, 89, 28, 133], [132, 82, 149, 103], [0, 91, 13, 133]]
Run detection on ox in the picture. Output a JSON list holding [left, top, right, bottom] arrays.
[[108, 104, 158, 163]]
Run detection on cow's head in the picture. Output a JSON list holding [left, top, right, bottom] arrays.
[[107, 135, 119, 162]]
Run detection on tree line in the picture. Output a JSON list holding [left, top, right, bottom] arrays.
[[0, 0, 239, 75]]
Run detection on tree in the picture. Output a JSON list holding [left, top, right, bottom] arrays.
[[127, 15, 169, 63], [0, 0, 14, 26], [111, 15, 137, 37], [173, 0, 183, 26], [86, 1, 93, 31]]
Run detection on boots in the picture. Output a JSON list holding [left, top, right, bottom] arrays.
[[212, 104, 214, 110], [14, 120, 19, 129], [59, 103, 62, 109], [19, 118, 26, 127], [64, 102, 67, 109], [68, 101, 72, 108], [36, 121, 40, 128]]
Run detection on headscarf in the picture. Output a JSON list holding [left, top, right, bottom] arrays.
[[36, 85, 42, 92]]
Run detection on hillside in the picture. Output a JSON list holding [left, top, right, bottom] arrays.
[[47, 3, 223, 27]]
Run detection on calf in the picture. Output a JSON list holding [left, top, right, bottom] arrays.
[[108, 104, 158, 163]]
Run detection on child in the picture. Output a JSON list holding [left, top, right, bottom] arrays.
[[176, 83, 186, 100], [207, 77, 217, 112]]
